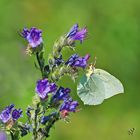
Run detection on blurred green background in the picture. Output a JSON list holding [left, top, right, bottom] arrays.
[[0, 0, 140, 139]]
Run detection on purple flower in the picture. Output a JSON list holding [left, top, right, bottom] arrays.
[[5, 104, 14, 113], [40, 116, 50, 125], [12, 109, 22, 121], [66, 24, 79, 38], [0, 110, 11, 123], [0, 104, 14, 123], [71, 28, 87, 42], [66, 54, 90, 68], [36, 78, 57, 99], [60, 98, 79, 118], [21, 28, 30, 38], [52, 87, 71, 102], [0, 104, 22, 123], [41, 112, 57, 125], [0, 132, 7, 140], [21, 27, 43, 48], [66, 24, 87, 42], [54, 55, 64, 66], [60, 98, 78, 112], [69, 101, 79, 112], [65, 54, 79, 66]]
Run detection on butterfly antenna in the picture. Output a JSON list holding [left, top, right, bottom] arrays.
[[92, 56, 97, 72]]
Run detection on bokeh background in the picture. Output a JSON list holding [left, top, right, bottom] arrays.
[[0, 0, 140, 139]]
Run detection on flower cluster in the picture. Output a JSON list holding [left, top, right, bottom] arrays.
[[0, 24, 89, 140], [60, 98, 78, 118], [35, 82, 78, 118], [0, 104, 22, 124], [53, 87, 78, 116], [40, 86, 78, 124]]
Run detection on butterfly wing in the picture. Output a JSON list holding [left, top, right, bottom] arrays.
[[77, 74, 105, 105], [94, 69, 124, 99], [77, 68, 124, 105]]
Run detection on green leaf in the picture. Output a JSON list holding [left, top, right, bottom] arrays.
[[77, 69, 124, 105]]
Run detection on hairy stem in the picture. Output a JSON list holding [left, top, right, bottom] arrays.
[[10, 131, 14, 140], [32, 103, 40, 140], [45, 117, 58, 137], [36, 52, 44, 78]]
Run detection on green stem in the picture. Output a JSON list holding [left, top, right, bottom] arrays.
[[33, 103, 40, 140], [45, 118, 58, 137], [10, 131, 14, 140], [36, 52, 44, 78], [10, 130, 19, 140], [41, 115, 59, 139]]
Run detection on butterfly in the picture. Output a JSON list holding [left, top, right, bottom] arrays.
[[77, 59, 124, 105]]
